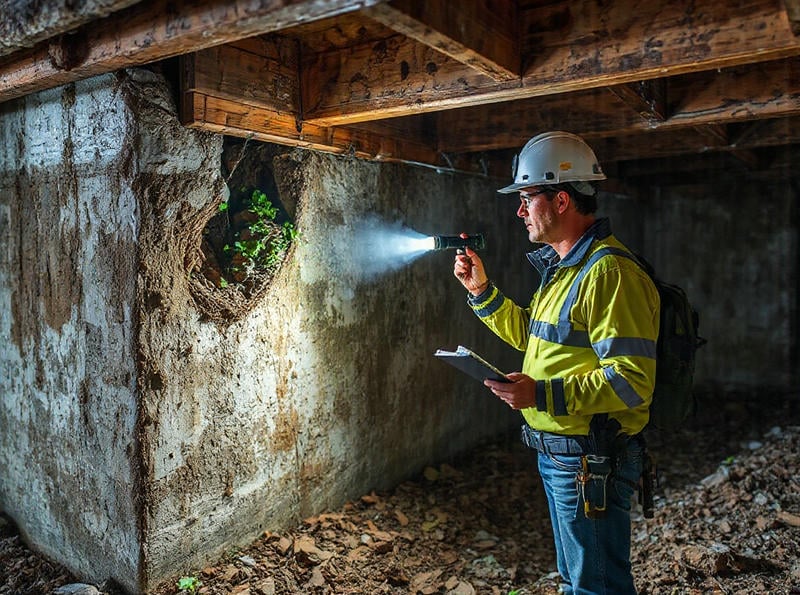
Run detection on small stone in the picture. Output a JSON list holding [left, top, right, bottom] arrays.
[[238, 555, 257, 567], [700, 467, 729, 488], [276, 536, 292, 555], [778, 511, 800, 528], [53, 585, 101, 595]]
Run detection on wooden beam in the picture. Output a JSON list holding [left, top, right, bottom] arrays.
[[300, 33, 496, 125], [729, 116, 800, 149], [607, 80, 667, 124], [183, 38, 301, 114], [363, 0, 519, 81], [436, 58, 800, 153], [0, 0, 384, 105], [731, 120, 770, 147], [302, 0, 800, 126], [589, 126, 787, 164], [785, 0, 800, 36], [667, 58, 800, 125], [693, 124, 729, 146], [692, 123, 761, 168], [182, 91, 448, 167], [0, 0, 140, 58], [181, 39, 464, 171]]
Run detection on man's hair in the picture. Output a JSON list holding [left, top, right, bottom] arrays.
[[545, 182, 597, 215]]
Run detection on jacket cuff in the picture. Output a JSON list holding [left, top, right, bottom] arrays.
[[467, 284, 506, 318], [467, 281, 494, 305]]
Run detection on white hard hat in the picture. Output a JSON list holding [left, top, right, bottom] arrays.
[[498, 131, 606, 194]]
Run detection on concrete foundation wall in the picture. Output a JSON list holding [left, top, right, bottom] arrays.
[[0, 74, 141, 590], [639, 185, 799, 389], [0, 69, 525, 591], [132, 80, 528, 585], [596, 185, 799, 390], [1, 68, 798, 593]]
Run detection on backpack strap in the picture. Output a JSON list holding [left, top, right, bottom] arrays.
[[529, 247, 637, 348]]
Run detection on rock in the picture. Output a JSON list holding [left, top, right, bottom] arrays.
[[53, 585, 101, 595], [777, 511, 800, 528], [446, 579, 476, 595], [253, 577, 276, 595], [700, 466, 729, 488]]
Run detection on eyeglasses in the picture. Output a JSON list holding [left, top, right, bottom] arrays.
[[519, 189, 554, 209]]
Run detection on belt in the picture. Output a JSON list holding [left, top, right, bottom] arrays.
[[521, 425, 591, 456]]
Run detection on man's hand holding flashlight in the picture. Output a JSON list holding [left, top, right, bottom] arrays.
[[454, 233, 489, 295], [485, 373, 537, 410]]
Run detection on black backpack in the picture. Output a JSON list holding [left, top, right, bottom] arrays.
[[646, 274, 706, 429], [589, 248, 706, 430]]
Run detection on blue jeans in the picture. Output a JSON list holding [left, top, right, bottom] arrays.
[[537, 440, 643, 595]]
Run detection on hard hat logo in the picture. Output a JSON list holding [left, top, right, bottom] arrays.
[[497, 131, 606, 194]]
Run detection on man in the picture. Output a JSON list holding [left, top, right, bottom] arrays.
[[453, 131, 659, 595]]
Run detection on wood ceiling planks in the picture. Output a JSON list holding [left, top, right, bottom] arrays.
[[3, 0, 800, 182]]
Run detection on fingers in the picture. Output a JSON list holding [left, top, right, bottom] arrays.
[[452, 234, 489, 292], [484, 375, 536, 410], [453, 254, 472, 280]]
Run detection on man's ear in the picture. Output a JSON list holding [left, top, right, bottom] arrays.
[[554, 190, 570, 214]]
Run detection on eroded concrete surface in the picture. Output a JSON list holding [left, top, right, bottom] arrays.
[[0, 73, 141, 590], [130, 70, 528, 586]]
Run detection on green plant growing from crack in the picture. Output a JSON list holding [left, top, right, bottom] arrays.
[[219, 189, 298, 285], [177, 576, 201, 593]]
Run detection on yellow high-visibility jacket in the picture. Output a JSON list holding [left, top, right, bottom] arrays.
[[469, 218, 660, 436]]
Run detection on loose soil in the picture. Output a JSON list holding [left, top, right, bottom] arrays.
[[2, 390, 799, 595]]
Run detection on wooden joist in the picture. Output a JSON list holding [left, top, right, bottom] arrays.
[[182, 90, 449, 169], [363, 0, 519, 81], [301, 0, 800, 126], [0, 0, 383, 105], [4, 0, 799, 179], [436, 58, 800, 153], [607, 80, 668, 124]]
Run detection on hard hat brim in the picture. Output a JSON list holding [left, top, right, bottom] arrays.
[[497, 182, 531, 194]]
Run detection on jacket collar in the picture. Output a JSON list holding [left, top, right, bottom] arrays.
[[526, 217, 612, 275]]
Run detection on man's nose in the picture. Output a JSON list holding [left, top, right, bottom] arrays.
[[517, 202, 527, 218]]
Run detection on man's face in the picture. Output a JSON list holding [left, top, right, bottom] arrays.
[[517, 187, 557, 244]]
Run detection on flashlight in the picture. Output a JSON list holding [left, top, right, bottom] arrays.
[[432, 234, 486, 251]]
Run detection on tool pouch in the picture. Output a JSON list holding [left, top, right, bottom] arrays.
[[520, 424, 537, 450], [577, 454, 612, 519]]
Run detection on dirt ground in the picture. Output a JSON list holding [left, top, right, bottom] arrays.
[[2, 389, 799, 595]]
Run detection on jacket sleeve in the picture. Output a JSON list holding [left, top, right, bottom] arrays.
[[539, 263, 660, 417], [466, 283, 532, 352]]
